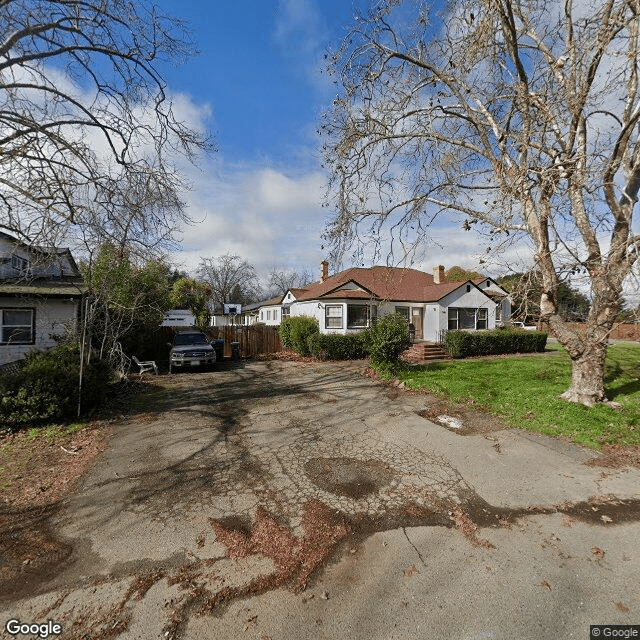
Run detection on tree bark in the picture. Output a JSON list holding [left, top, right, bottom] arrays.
[[558, 342, 608, 406]]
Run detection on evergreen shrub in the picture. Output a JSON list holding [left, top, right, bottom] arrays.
[[278, 316, 319, 356], [0, 343, 110, 429], [307, 332, 369, 360], [366, 313, 409, 364]]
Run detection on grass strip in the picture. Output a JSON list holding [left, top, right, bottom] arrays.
[[387, 343, 640, 450]]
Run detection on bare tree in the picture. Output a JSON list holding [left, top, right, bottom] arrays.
[[324, 0, 640, 405], [0, 0, 213, 252], [197, 254, 259, 311], [267, 266, 315, 295]]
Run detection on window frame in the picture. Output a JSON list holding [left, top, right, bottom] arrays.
[[447, 307, 488, 331], [347, 304, 371, 329], [325, 304, 343, 329], [1, 307, 35, 345]]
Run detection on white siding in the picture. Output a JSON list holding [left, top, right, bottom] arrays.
[[438, 285, 499, 335], [291, 301, 323, 328], [0, 236, 78, 280], [260, 305, 282, 326], [0, 296, 79, 365]]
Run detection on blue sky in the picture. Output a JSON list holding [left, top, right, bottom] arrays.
[[153, 0, 486, 281]]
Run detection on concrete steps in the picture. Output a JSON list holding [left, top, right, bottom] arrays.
[[402, 342, 452, 362]]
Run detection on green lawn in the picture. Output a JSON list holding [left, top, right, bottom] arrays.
[[389, 343, 640, 450]]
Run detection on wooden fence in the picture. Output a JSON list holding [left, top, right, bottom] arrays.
[[156, 325, 282, 360], [208, 325, 282, 358]]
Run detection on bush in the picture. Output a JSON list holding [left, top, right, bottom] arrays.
[[307, 332, 369, 360], [444, 328, 548, 358], [278, 316, 319, 356], [365, 313, 409, 365], [0, 343, 111, 429]]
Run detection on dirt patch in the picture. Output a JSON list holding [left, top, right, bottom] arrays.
[[0, 378, 165, 601], [0, 422, 109, 601], [304, 457, 399, 499], [586, 444, 640, 469], [365, 366, 510, 435]]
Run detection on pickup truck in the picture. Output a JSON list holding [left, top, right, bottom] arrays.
[[167, 330, 217, 373]]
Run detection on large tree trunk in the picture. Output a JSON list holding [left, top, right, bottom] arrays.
[[543, 270, 620, 407], [559, 342, 607, 406]]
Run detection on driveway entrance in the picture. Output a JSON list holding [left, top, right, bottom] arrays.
[[3, 360, 639, 639]]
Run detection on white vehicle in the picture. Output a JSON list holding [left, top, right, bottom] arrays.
[[512, 321, 537, 331]]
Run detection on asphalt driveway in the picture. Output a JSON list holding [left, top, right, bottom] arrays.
[[2, 359, 640, 639]]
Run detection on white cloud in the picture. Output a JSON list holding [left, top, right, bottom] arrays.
[[274, 0, 323, 55], [171, 160, 327, 277]]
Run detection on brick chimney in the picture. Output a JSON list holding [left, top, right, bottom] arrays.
[[433, 265, 446, 284], [320, 260, 329, 282]]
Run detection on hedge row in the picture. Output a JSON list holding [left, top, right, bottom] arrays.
[[444, 328, 548, 358], [307, 332, 369, 360], [279, 314, 409, 362]]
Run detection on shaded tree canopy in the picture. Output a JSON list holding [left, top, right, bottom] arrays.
[[169, 277, 211, 328], [446, 266, 485, 282], [324, 0, 640, 405], [0, 0, 213, 254], [499, 272, 591, 322], [80, 243, 173, 366]]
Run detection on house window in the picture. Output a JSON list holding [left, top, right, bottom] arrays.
[[347, 305, 370, 329], [395, 306, 410, 321], [448, 307, 487, 331], [282, 306, 290, 319], [495, 304, 502, 322], [325, 305, 343, 328], [477, 307, 488, 329], [1, 308, 34, 344], [11, 255, 30, 272], [274, 309, 278, 321], [266, 310, 271, 321], [260, 311, 264, 321]]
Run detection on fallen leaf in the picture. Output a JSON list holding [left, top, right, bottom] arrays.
[[540, 580, 551, 591], [601, 515, 613, 524], [615, 602, 630, 613], [592, 546, 605, 558], [562, 517, 573, 528], [243, 615, 257, 632], [404, 564, 418, 577]]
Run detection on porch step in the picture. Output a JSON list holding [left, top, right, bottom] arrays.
[[402, 342, 452, 362]]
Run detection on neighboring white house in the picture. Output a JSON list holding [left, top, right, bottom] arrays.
[[0, 232, 84, 366], [252, 262, 510, 342], [161, 309, 196, 327]]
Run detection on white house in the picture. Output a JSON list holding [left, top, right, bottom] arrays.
[[258, 262, 510, 342], [0, 232, 84, 366]]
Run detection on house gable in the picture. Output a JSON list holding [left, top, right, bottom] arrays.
[[0, 233, 84, 365]]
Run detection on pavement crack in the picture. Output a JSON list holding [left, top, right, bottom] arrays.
[[402, 527, 427, 566]]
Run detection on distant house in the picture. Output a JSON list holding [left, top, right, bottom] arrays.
[[0, 232, 84, 366], [252, 261, 510, 342]]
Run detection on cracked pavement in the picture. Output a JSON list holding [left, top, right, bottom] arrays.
[[2, 359, 640, 639]]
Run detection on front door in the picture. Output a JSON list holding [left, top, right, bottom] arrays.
[[411, 308, 424, 339]]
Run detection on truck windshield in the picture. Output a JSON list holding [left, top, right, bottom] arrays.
[[174, 334, 208, 346]]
